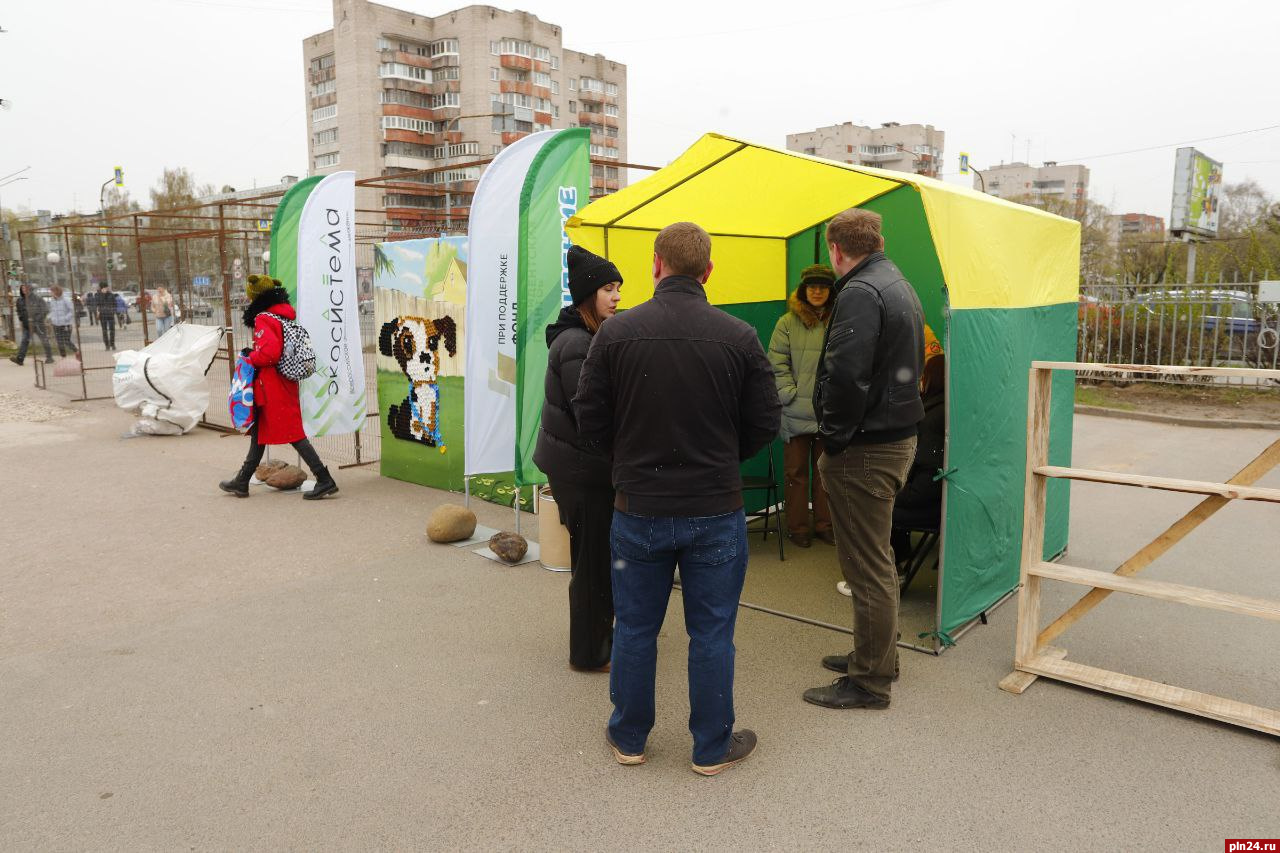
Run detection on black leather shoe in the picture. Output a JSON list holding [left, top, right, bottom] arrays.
[[822, 652, 900, 681], [304, 467, 339, 500], [218, 462, 256, 497], [788, 533, 812, 548], [692, 729, 757, 776], [803, 677, 890, 709]]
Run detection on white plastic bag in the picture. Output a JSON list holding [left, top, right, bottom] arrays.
[[112, 324, 224, 434]]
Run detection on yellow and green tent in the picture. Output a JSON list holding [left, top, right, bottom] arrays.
[[566, 133, 1080, 647]]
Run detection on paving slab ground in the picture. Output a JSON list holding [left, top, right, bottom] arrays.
[[1, 364, 1277, 851]]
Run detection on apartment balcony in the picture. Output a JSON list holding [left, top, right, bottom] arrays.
[[500, 80, 534, 96], [578, 111, 603, 125], [383, 153, 437, 171], [578, 88, 606, 104], [308, 68, 333, 85], [532, 84, 551, 99], [501, 131, 529, 146], [390, 50, 433, 69], [500, 53, 532, 71], [383, 129, 439, 145], [428, 79, 461, 96], [381, 103, 436, 121], [533, 110, 552, 126], [382, 77, 431, 96]]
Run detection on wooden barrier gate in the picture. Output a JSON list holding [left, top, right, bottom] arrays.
[[1000, 361, 1280, 737]]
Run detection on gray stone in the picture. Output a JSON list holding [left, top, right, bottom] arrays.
[[488, 531, 528, 563], [427, 504, 478, 543]]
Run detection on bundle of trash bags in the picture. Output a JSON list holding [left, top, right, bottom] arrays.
[[112, 324, 225, 435]]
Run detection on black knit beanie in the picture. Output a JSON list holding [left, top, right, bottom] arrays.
[[567, 245, 623, 306]]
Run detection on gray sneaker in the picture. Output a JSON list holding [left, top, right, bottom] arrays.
[[691, 729, 757, 776]]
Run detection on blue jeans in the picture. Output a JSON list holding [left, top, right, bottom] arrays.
[[607, 509, 748, 765]]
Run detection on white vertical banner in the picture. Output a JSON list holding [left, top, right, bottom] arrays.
[[296, 170, 366, 436], [464, 130, 556, 477]]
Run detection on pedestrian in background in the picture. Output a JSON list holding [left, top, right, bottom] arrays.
[[768, 263, 836, 549], [154, 287, 176, 336], [9, 283, 54, 366], [115, 291, 130, 328], [575, 222, 781, 776], [534, 245, 623, 674], [807, 208, 924, 711], [48, 285, 78, 360], [95, 283, 116, 350]]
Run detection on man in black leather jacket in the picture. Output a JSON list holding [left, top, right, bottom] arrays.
[[804, 208, 925, 711]]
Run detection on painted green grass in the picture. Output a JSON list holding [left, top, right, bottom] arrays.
[[376, 369, 530, 509]]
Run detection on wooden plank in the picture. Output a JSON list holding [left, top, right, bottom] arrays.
[[1030, 561, 1280, 622], [1039, 437, 1280, 646], [998, 645, 1067, 694], [1031, 360, 1280, 381], [1034, 465, 1280, 504], [1015, 367, 1054, 667], [1023, 655, 1280, 737]]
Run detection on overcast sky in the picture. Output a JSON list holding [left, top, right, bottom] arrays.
[[3, 0, 1277, 219]]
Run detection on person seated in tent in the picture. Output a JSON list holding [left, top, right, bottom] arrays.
[[891, 354, 945, 561]]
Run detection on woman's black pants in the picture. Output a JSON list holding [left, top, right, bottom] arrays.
[[241, 420, 325, 476], [547, 477, 615, 669]]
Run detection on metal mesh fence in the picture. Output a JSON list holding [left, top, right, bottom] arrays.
[[1078, 277, 1280, 386], [12, 188, 479, 468]]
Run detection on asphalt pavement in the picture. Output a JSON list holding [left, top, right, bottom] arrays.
[[1, 365, 1276, 851]]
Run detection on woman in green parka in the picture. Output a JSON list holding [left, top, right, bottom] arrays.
[[767, 264, 836, 548]]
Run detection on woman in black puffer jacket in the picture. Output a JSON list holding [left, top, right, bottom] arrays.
[[533, 245, 623, 672]]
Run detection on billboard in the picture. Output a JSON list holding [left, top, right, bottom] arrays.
[[1170, 147, 1223, 237]]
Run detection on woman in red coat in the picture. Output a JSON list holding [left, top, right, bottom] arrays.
[[219, 275, 338, 499]]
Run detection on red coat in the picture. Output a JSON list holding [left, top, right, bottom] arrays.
[[247, 304, 306, 445]]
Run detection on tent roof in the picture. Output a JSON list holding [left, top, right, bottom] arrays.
[[569, 133, 1081, 309]]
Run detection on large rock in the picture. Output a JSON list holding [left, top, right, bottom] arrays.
[[488, 531, 528, 563], [427, 504, 477, 543], [265, 464, 307, 490], [255, 460, 288, 482]]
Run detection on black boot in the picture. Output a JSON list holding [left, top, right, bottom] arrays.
[[304, 466, 338, 500], [218, 462, 256, 497]]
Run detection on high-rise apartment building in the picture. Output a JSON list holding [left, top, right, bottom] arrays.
[[303, 1, 627, 233], [785, 122, 945, 178], [1104, 212, 1164, 243], [979, 161, 1090, 216]]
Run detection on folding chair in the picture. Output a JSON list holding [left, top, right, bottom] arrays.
[[742, 447, 784, 561], [893, 523, 940, 593]]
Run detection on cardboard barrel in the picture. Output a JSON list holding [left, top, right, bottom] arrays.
[[538, 487, 571, 571]]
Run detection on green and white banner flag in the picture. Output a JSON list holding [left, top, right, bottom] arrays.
[[269, 170, 366, 437], [514, 128, 590, 485]]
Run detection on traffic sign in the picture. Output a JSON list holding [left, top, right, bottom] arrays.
[[192, 275, 211, 287]]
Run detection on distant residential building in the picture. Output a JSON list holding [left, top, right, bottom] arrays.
[[980, 161, 1090, 216], [303, 0, 628, 234], [1105, 212, 1165, 243], [785, 121, 944, 178]]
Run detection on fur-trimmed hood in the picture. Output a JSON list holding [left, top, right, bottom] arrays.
[[788, 288, 830, 329], [242, 287, 292, 328]]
